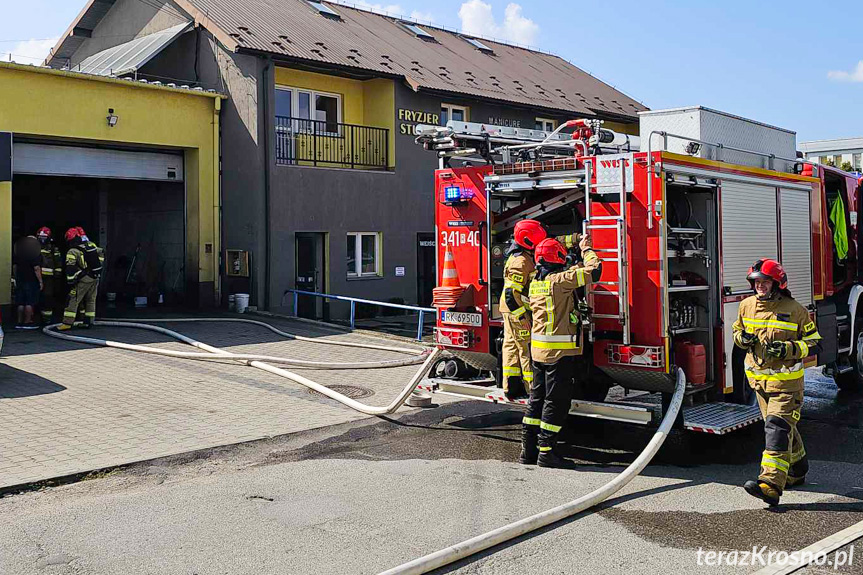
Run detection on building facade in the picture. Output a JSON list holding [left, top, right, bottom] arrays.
[[0, 62, 221, 313], [48, 0, 645, 319], [800, 137, 863, 172]]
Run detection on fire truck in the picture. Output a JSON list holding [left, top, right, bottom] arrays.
[[416, 106, 862, 434]]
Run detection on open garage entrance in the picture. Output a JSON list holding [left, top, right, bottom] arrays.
[[12, 143, 187, 307]]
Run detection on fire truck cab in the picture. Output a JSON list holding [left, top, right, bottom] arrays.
[[416, 107, 863, 434]]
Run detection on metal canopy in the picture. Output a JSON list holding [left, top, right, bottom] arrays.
[[76, 22, 191, 77]]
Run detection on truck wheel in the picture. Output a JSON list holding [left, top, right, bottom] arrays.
[[835, 331, 863, 392]]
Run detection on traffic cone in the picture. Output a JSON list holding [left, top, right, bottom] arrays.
[[440, 245, 461, 287]]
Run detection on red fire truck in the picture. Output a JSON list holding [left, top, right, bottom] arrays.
[[416, 107, 862, 434]]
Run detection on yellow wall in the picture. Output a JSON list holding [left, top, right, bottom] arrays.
[[0, 62, 222, 306], [274, 67, 395, 167], [605, 120, 640, 136]]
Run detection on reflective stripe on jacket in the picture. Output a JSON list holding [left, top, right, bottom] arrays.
[[528, 249, 600, 363], [731, 294, 821, 392]]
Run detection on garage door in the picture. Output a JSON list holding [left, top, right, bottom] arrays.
[[13, 143, 183, 182], [721, 180, 777, 294]]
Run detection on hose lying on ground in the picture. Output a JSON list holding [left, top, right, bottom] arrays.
[[43, 318, 441, 416], [377, 368, 687, 575]]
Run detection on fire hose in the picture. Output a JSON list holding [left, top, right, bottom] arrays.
[[377, 368, 686, 575], [43, 318, 441, 416]]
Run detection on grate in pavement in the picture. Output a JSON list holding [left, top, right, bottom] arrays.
[[309, 385, 376, 399]]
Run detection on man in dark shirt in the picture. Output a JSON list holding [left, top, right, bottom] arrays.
[[13, 235, 43, 330]]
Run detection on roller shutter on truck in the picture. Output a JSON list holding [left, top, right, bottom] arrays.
[[721, 181, 778, 294], [779, 188, 813, 307]]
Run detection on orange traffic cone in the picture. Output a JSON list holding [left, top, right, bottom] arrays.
[[433, 246, 466, 308], [440, 245, 461, 287]]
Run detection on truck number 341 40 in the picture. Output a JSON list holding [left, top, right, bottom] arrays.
[[441, 230, 480, 248]]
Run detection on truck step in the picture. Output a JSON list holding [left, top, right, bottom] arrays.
[[682, 403, 762, 434]]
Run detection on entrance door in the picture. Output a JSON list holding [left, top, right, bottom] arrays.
[[417, 233, 435, 307], [295, 232, 326, 319]]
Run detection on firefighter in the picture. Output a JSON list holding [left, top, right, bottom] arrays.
[[36, 227, 63, 324], [74, 227, 104, 325], [58, 227, 103, 331], [499, 220, 581, 399], [732, 259, 821, 506], [520, 233, 601, 468]]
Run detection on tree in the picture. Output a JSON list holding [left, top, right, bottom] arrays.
[[841, 161, 854, 172]]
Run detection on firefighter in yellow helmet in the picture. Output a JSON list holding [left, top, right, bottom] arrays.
[[732, 259, 821, 506], [520, 233, 600, 468], [499, 220, 581, 400]]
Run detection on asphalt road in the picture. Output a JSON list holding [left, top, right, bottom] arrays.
[[2, 371, 863, 575]]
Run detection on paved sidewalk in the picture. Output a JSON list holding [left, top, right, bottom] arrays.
[[0, 314, 440, 490]]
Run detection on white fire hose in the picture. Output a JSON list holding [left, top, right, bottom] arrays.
[[43, 318, 440, 416], [378, 368, 687, 575]]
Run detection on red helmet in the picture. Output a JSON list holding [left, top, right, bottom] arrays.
[[76, 226, 87, 237], [747, 259, 787, 290], [37, 226, 51, 239], [65, 227, 81, 242], [535, 238, 567, 266], [513, 219, 548, 250]]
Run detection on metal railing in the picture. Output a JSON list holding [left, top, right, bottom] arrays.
[[283, 289, 435, 341], [275, 116, 390, 170]]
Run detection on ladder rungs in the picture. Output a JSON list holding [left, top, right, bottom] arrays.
[[593, 248, 619, 253], [593, 291, 619, 296], [601, 258, 620, 262], [595, 281, 619, 285], [586, 216, 621, 221], [592, 314, 625, 320], [585, 224, 619, 229]]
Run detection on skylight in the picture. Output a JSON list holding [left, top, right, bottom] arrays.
[[307, 1, 340, 17], [402, 22, 433, 39], [464, 37, 492, 53]]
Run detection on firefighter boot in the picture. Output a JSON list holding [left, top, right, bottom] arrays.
[[537, 434, 574, 469], [505, 376, 526, 401], [57, 324, 72, 332], [519, 425, 538, 465], [744, 480, 781, 506]]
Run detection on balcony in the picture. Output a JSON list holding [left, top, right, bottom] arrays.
[[275, 116, 390, 170]]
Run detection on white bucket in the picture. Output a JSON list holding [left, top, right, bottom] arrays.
[[235, 293, 250, 314], [228, 294, 236, 312]]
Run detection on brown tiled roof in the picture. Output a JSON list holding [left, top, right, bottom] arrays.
[[178, 0, 645, 119]]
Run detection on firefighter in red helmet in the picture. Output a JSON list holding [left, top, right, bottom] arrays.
[[499, 220, 581, 400], [733, 259, 821, 506], [58, 227, 103, 331], [520, 233, 600, 468]]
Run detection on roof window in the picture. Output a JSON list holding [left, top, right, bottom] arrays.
[[402, 22, 433, 39], [307, 1, 340, 17], [464, 37, 493, 53]]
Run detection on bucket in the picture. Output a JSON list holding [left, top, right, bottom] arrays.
[[235, 293, 250, 314], [228, 294, 236, 312], [134, 296, 148, 308]]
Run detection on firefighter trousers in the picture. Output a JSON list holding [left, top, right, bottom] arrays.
[[523, 356, 575, 453], [501, 312, 533, 394], [63, 276, 98, 326], [40, 282, 61, 323], [754, 386, 807, 492]]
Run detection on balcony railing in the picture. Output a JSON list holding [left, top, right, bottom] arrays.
[[275, 116, 390, 170]]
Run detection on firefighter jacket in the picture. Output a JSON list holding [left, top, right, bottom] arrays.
[[732, 294, 822, 392], [66, 241, 104, 284], [498, 234, 582, 320], [39, 243, 62, 281], [528, 249, 601, 364]]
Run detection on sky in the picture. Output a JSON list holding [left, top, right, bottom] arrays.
[[1, 0, 862, 142]]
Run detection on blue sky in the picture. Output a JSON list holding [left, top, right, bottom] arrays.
[[2, 0, 862, 142]]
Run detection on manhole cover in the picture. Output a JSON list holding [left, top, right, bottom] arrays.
[[309, 385, 375, 399]]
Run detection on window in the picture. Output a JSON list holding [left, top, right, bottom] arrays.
[[535, 118, 556, 132], [307, 1, 340, 17], [276, 86, 341, 134], [402, 22, 433, 39], [853, 153, 861, 171], [441, 103, 468, 126], [834, 155, 843, 166], [347, 233, 381, 277], [464, 37, 493, 53]]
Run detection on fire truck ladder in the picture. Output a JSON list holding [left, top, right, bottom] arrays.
[[583, 160, 630, 345]]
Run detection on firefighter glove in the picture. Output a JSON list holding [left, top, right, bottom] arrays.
[[766, 340, 793, 359], [739, 329, 757, 348]]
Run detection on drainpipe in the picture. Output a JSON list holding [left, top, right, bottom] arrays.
[[262, 57, 272, 310]]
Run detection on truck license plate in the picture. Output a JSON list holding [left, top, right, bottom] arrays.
[[441, 311, 482, 327]]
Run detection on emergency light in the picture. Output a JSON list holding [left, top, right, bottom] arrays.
[[442, 185, 474, 206]]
